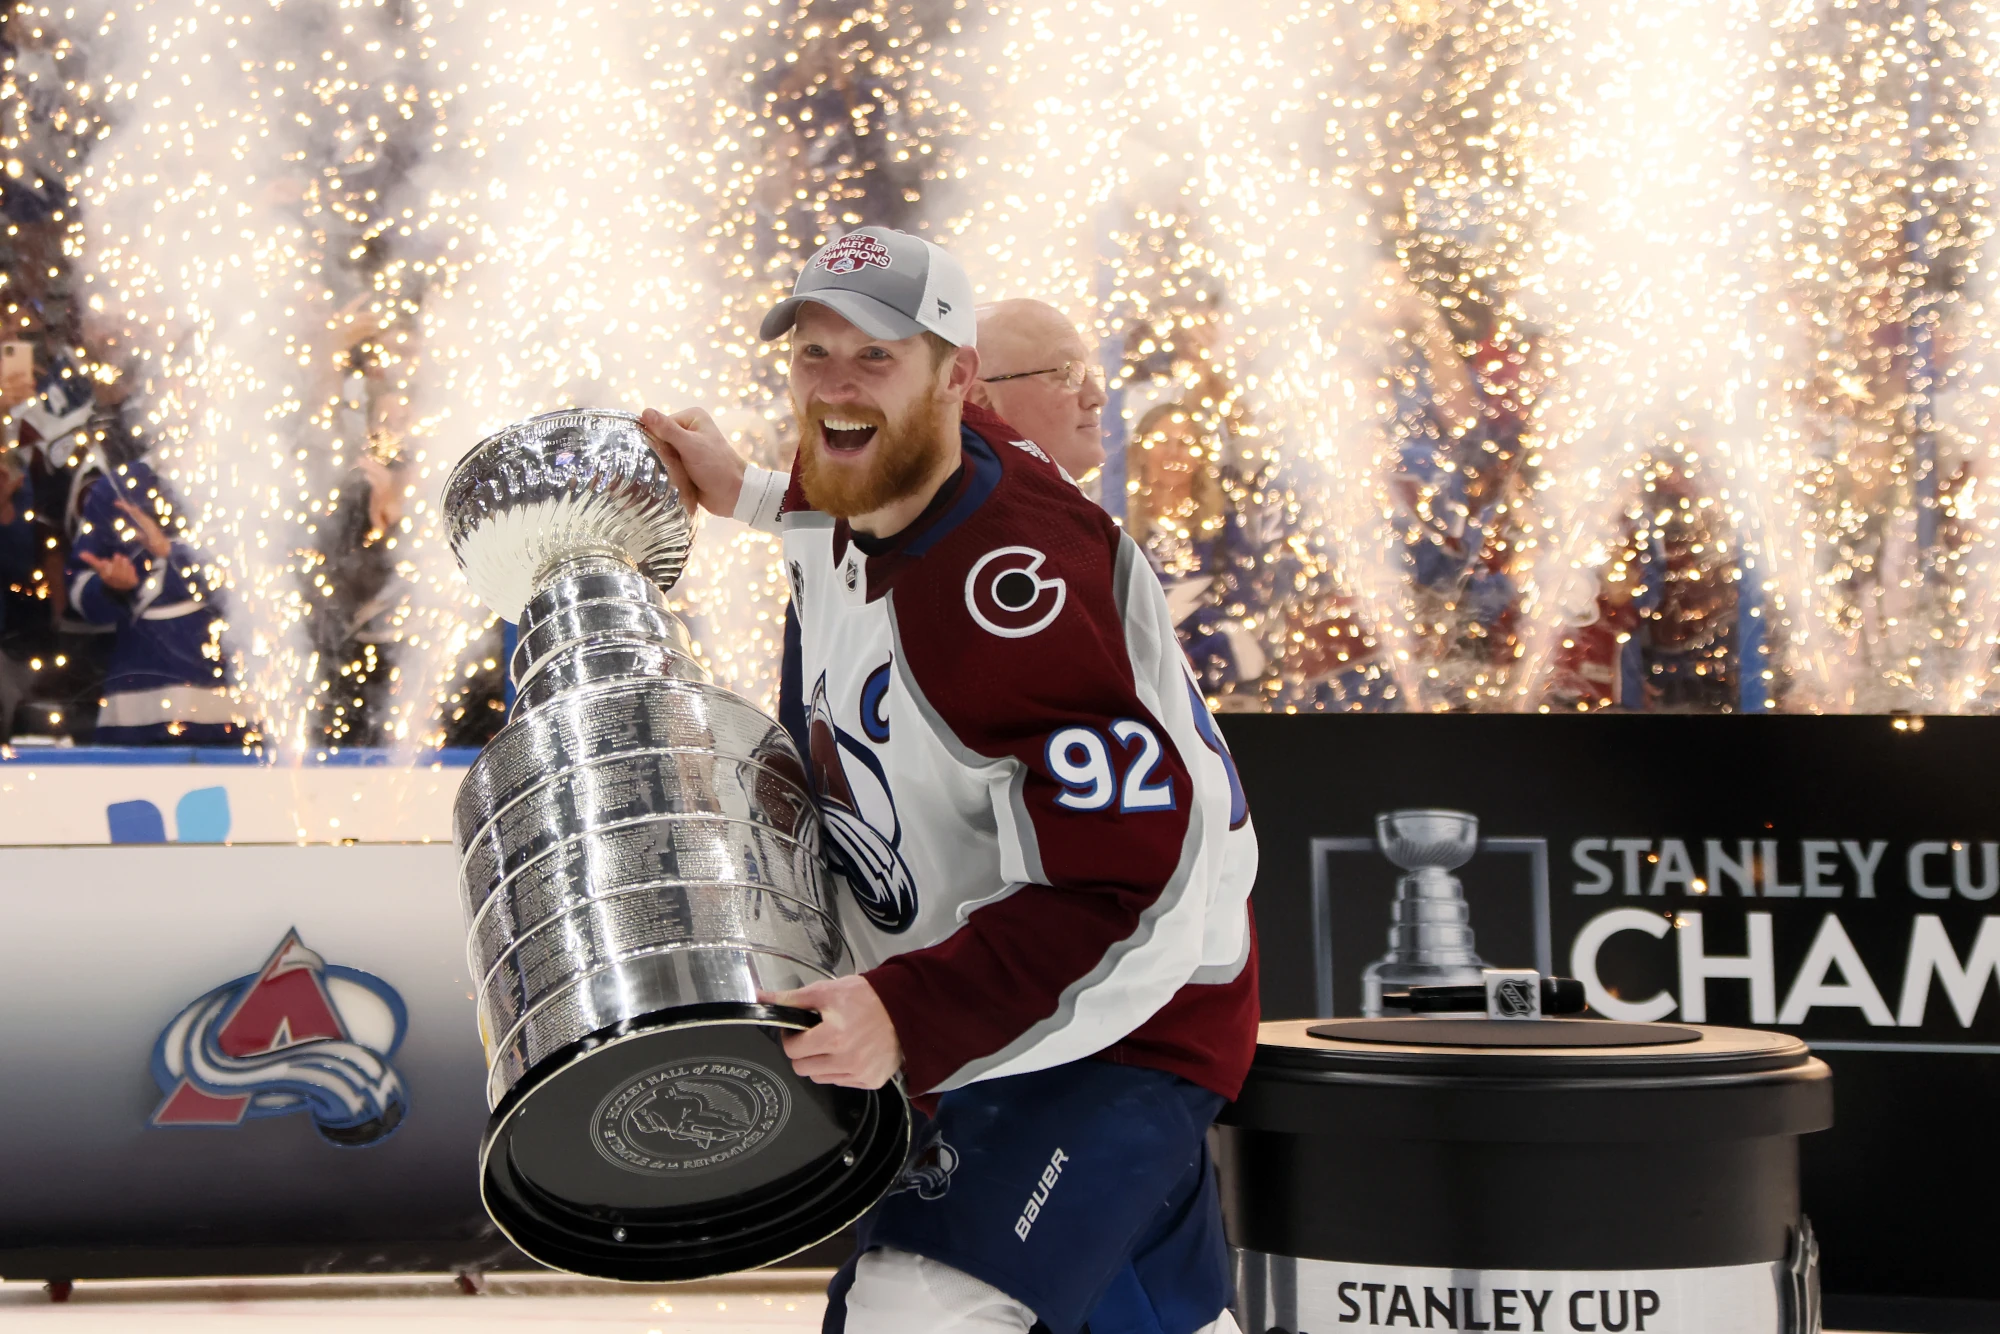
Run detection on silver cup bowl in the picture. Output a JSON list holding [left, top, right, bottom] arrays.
[[1375, 810, 1479, 873], [445, 409, 908, 1281]]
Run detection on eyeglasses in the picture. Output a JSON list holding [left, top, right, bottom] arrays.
[[980, 360, 1107, 394]]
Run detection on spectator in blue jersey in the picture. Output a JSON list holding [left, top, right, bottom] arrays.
[[64, 458, 239, 744]]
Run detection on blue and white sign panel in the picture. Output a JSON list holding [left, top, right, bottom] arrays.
[[0, 754, 506, 1278]]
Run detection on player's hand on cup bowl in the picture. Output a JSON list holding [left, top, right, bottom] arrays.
[[638, 406, 747, 518], [761, 976, 903, 1090]]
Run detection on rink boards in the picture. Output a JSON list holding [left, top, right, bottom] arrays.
[[2, 715, 1998, 1314]]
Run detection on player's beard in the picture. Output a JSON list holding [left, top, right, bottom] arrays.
[[794, 378, 954, 520]]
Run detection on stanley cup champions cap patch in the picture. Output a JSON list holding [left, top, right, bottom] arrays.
[[760, 226, 978, 349]]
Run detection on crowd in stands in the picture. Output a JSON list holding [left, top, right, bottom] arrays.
[[0, 7, 504, 750], [0, 1, 1757, 749]]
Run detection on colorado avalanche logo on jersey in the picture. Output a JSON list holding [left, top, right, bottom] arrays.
[[888, 1124, 960, 1201], [809, 667, 920, 933], [815, 234, 893, 276], [150, 930, 409, 1146], [965, 545, 1067, 638]]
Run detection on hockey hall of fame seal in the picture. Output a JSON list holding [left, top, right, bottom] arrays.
[[592, 1058, 794, 1175]]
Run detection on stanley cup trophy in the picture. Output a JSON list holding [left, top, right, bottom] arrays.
[[1360, 809, 1491, 1016], [445, 409, 909, 1280]]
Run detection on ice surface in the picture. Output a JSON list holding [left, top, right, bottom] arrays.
[[0, 1271, 829, 1331]]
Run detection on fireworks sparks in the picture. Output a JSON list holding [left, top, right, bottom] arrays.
[[5, 0, 2000, 745]]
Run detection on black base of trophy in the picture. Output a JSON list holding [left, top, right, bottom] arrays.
[[479, 1002, 910, 1281]]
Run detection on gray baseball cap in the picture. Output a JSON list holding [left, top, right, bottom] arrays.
[[761, 227, 978, 348]]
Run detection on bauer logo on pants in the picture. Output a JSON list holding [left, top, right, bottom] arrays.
[[149, 929, 409, 1146]]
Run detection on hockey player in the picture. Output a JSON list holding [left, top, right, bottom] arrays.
[[640, 227, 1257, 1334]]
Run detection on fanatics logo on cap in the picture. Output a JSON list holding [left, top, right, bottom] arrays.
[[816, 234, 893, 276]]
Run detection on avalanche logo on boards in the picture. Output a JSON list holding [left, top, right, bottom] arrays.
[[150, 930, 409, 1146]]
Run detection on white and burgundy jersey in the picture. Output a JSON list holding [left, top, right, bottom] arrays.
[[753, 403, 1260, 1100]]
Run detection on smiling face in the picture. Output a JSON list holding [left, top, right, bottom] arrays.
[[787, 302, 974, 522], [970, 300, 1106, 478]]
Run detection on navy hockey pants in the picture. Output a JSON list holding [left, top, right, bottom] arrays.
[[823, 1060, 1232, 1334]]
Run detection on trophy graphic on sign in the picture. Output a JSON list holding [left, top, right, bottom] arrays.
[[1360, 809, 1492, 1016]]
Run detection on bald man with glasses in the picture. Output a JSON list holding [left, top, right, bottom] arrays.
[[966, 300, 1109, 480]]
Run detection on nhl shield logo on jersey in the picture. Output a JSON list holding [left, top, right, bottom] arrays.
[[965, 545, 1067, 638], [149, 929, 409, 1146], [815, 233, 893, 276], [808, 668, 920, 933]]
